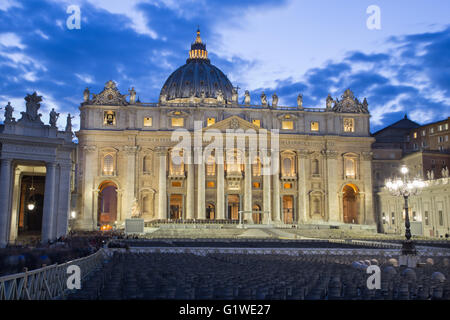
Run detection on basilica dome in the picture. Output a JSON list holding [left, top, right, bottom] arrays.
[[159, 29, 235, 104]]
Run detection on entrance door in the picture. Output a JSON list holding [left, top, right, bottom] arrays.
[[252, 204, 262, 224], [227, 195, 240, 220], [283, 195, 294, 224], [18, 175, 45, 238], [343, 184, 359, 224], [169, 194, 183, 220], [206, 203, 215, 220], [98, 182, 118, 228]]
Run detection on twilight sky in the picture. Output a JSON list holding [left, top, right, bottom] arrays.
[[0, 0, 449, 133]]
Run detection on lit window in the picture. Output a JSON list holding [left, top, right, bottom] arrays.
[[284, 183, 292, 189], [207, 118, 216, 126], [206, 155, 215, 176], [103, 154, 114, 175], [422, 130, 426, 136], [310, 121, 319, 132], [171, 181, 182, 188], [104, 111, 116, 126], [171, 117, 184, 127], [252, 119, 261, 127], [438, 125, 443, 131], [430, 128, 434, 134], [282, 121, 294, 130], [413, 132, 417, 139], [345, 158, 356, 178], [253, 182, 261, 189], [144, 117, 152, 127], [445, 123, 449, 130], [343, 118, 354, 132], [207, 181, 215, 188]]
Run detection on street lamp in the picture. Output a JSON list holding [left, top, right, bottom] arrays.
[[385, 165, 425, 256]]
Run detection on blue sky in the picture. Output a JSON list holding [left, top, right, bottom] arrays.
[[0, 0, 449, 133]]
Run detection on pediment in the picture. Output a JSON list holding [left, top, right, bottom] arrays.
[[203, 115, 261, 132]]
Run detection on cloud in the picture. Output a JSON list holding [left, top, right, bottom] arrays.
[[0, 32, 25, 49], [0, 0, 21, 12], [75, 73, 94, 84]]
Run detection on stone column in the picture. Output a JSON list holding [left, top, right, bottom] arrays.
[[216, 153, 225, 220], [55, 163, 72, 238], [361, 151, 375, 225], [157, 147, 167, 220], [0, 159, 13, 247], [9, 167, 22, 242], [297, 150, 308, 223], [324, 150, 340, 222], [41, 162, 57, 244], [262, 151, 271, 224], [272, 153, 281, 222], [81, 146, 97, 230], [197, 147, 206, 219], [244, 150, 253, 223], [123, 146, 138, 220], [186, 150, 195, 220]]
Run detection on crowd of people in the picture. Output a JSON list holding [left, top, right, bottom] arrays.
[[0, 230, 124, 277]]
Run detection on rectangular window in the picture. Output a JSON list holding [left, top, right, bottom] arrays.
[[422, 130, 426, 136], [445, 135, 448, 142], [439, 210, 443, 226], [445, 123, 449, 130], [284, 183, 292, 189], [171, 181, 182, 188], [171, 117, 184, 127], [282, 121, 294, 130], [207, 181, 215, 188], [144, 117, 152, 127], [252, 182, 261, 189], [382, 212, 386, 224], [413, 132, 417, 139], [438, 136, 444, 143], [425, 211, 429, 226], [252, 119, 261, 127], [343, 118, 354, 132], [310, 121, 319, 132], [438, 125, 443, 131], [207, 118, 215, 126]]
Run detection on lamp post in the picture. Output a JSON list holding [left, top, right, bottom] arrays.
[[385, 165, 425, 256]]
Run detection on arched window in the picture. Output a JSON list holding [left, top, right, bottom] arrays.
[[206, 155, 215, 176], [170, 149, 184, 176], [103, 154, 114, 175], [345, 158, 356, 178], [252, 157, 261, 176], [226, 150, 242, 173], [143, 155, 152, 173], [312, 159, 319, 175], [282, 158, 292, 176]]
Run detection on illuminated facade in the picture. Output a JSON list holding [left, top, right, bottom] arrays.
[[74, 30, 376, 230]]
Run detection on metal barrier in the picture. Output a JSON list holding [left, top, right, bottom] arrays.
[[0, 248, 107, 300]]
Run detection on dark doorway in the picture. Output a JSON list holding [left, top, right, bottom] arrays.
[[98, 181, 118, 228], [18, 175, 45, 237], [343, 184, 359, 224], [227, 194, 240, 220]]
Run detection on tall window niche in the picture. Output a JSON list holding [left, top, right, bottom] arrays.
[[343, 153, 359, 179], [101, 148, 118, 176], [309, 191, 324, 219], [142, 151, 153, 175], [311, 158, 320, 177], [281, 151, 296, 178], [169, 148, 185, 177]]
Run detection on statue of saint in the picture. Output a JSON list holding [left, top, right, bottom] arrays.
[[131, 198, 141, 218], [49, 108, 60, 128], [244, 90, 251, 105], [4, 102, 14, 123], [83, 87, 90, 102], [129, 87, 136, 104], [232, 87, 238, 103], [216, 90, 224, 103], [297, 94, 303, 109], [272, 93, 278, 108], [326, 94, 334, 109], [23, 92, 43, 122], [261, 92, 267, 106], [65, 113, 74, 132]]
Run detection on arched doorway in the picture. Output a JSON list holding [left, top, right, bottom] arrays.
[[342, 184, 359, 224], [227, 194, 240, 220], [252, 203, 262, 224], [206, 203, 215, 220], [98, 181, 118, 229]]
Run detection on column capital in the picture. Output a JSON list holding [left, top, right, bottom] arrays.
[[83, 145, 97, 153], [123, 145, 140, 154], [297, 150, 310, 159], [155, 146, 168, 156], [361, 151, 373, 161], [46, 162, 58, 169], [321, 149, 338, 159]]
